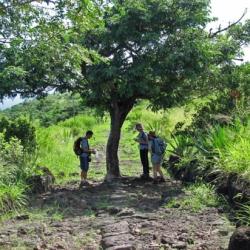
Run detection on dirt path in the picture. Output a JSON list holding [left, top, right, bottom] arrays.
[[0, 177, 234, 250]]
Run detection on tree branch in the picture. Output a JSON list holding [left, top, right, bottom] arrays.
[[209, 8, 247, 38]]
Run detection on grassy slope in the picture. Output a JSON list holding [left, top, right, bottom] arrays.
[[1, 97, 249, 224], [0, 98, 193, 216], [36, 102, 194, 182]]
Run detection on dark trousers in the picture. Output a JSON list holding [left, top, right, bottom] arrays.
[[140, 149, 149, 176]]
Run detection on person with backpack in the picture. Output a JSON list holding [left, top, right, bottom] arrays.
[[148, 131, 166, 183], [134, 123, 151, 180], [74, 130, 96, 187]]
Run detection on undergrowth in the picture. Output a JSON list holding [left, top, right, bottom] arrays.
[[165, 183, 224, 212]]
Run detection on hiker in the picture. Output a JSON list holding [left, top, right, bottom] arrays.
[[79, 130, 96, 186], [134, 123, 150, 180], [148, 131, 165, 183]]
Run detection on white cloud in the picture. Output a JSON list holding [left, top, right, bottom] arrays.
[[209, 0, 250, 61], [210, 0, 249, 24]]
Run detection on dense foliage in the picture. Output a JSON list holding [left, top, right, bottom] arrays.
[[167, 63, 250, 182], [0, 116, 36, 152], [0, 134, 33, 214]]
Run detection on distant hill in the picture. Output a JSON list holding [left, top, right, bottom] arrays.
[[0, 93, 87, 127]]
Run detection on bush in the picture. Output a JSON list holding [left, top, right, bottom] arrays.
[[165, 183, 222, 212], [0, 134, 33, 213], [235, 202, 250, 226], [211, 121, 250, 179], [0, 183, 27, 213], [0, 116, 36, 153]]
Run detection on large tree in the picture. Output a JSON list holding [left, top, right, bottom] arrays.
[[1, 0, 249, 179]]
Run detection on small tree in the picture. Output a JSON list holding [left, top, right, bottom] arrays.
[[0, 116, 36, 152], [1, 0, 249, 179]]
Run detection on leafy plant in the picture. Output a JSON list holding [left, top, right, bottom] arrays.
[[194, 119, 250, 179], [235, 202, 250, 226], [168, 133, 195, 158], [0, 116, 36, 153], [165, 183, 222, 212], [0, 183, 27, 213], [0, 133, 37, 214]]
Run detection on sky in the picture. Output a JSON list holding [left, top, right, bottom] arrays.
[[0, 0, 250, 110], [209, 0, 250, 61]]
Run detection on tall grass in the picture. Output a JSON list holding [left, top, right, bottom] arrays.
[[0, 183, 27, 213], [0, 134, 31, 214], [235, 202, 250, 226], [36, 113, 144, 180], [36, 101, 196, 181], [165, 183, 222, 212], [169, 116, 250, 180], [36, 115, 95, 179], [206, 120, 250, 179]]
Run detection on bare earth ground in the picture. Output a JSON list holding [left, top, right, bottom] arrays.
[[0, 176, 234, 250]]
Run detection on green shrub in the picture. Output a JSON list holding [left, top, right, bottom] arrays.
[[165, 183, 222, 212], [0, 134, 32, 214], [173, 109, 250, 180], [235, 202, 250, 226], [0, 183, 27, 213], [216, 129, 250, 179], [0, 116, 36, 153], [198, 120, 250, 179]]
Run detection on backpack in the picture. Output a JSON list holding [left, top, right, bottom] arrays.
[[152, 137, 167, 155], [158, 138, 167, 155], [73, 137, 83, 156]]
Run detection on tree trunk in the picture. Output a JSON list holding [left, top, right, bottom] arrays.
[[105, 100, 135, 181]]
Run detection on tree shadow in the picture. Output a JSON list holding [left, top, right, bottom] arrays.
[[28, 177, 185, 219]]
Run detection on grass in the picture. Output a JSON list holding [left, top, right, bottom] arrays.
[[36, 101, 195, 182], [74, 229, 98, 249], [235, 202, 250, 226], [82, 209, 96, 218], [165, 183, 222, 212], [5, 97, 249, 220], [205, 120, 250, 179], [0, 206, 64, 226], [0, 135, 31, 215], [0, 183, 27, 214]]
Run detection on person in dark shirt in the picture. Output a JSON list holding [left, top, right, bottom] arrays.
[[79, 130, 96, 186], [134, 123, 150, 180]]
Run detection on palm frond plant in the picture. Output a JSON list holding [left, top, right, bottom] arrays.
[[235, 202, 250, 226]]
